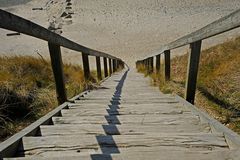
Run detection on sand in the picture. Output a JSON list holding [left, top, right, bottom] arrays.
[[1, 0, 240, 67]]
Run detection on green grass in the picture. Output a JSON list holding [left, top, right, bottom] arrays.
[[137, 37, 240, 134], [0, 56, 97, 141]]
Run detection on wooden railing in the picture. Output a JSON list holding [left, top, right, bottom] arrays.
[[0, 9, 124, 104], [136, 9, 240, 104]]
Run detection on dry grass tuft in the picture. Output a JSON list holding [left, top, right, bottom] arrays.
[[0, 56, 97, 141]]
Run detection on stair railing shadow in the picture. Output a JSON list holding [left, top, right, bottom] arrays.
[[91, 68, 129, 160]]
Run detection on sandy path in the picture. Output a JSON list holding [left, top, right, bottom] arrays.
[[1, 0, 240, 67]]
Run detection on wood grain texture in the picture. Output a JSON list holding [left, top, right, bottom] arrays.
[[48, 43, 67, 104]]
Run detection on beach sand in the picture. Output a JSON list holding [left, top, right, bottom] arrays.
[[1, 0, 240, 67]]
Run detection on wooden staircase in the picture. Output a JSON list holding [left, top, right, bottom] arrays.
[[4, 68, 240, 159]]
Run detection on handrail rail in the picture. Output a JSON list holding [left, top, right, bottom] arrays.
[[0, 9, 125, 104], [0, 9, 120, 60], [140, 9, 240, 60], [136, 8, 240, 105]]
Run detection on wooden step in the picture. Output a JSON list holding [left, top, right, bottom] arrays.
[[5, 149, 240, 160], [18, 133, 228, 157], [60, 107, 189, 116], [52, 114, 200, 125], [40, 123, 211, 136]]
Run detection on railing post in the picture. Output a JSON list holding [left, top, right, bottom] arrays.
[[48, 42, 67, 104], [109, 58, 112, 75], [96, 56, 102, 80], [116, 60, 120, 69], [103, 57, 108, 77], [185, 40, 202, 104], [146, 58, 150, 74], [164, 50, 170, 81], [156, 54, 161, 73], [120, 60, 124, 69], [82, 53, 90, 80], [113, 59, 117, 72], [149, 57, 154, 74]]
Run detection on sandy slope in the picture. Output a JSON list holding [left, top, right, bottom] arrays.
[[1, 0, 240, 67]]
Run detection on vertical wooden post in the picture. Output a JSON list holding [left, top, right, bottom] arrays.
[[149, 57, 154, 74], [113, 59, 117, 72], [96, 56, 102, 80], [185, 40, 202, 104], [164, 50, 170, 81], [82, 53, 90, 80], [116, 60, 120, 69], [147, 58, 150, 74], [120, 60, 124, 69], [103, 57, 108, 77], [109, 58, 112, 75], [48, 42, 67, 104], [156, 54, 161, 73]]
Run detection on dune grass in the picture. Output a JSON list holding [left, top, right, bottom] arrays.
[[0, 56, 97, 141], [137, 37, 240, 133]]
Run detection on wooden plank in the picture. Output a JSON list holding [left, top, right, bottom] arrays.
[[52, 115, 200, 125], [95, 56, 102, 80], [164, 50, 170, 81], [82, 53, 90, 80], [185, 40, 202, 104], [103, 57, 108, 77], [40, 123, 210, 136], [0, 9, 120, 60], [73, 99, 180, 105], [48, 42, 67, 104], [20, 133, 227, 156], [61, 107, 189, 117], [6, 149, 240, 160], [67, 102, 187, 110]]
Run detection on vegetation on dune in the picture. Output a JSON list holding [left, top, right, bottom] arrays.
[[0, 56, 97, 141], [137, 37, 240, 133]]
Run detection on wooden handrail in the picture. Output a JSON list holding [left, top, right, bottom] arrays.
[[140, 9, 240, 60], [0, 9, 124, 104], [136, 8, 240, 104], [0, 9, 120, 60]]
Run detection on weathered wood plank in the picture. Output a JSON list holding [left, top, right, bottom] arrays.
[[40, 123, 210, 136], [20, 133, 227, 157], [52, 115, 200, 125], [61, 107, 189, 116], [5, 149, 240, 160], [73, 99, 179, 105]]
